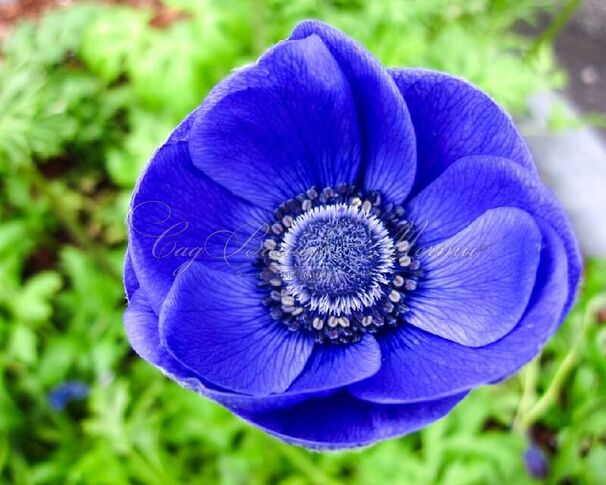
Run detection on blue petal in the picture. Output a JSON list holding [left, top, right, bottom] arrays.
[[406, 207, 541, 347], [390, 68, 535, 194], [123, 247, 139, 302], [124, 288, 315, 412], [160, 263, 315, 395], [290, 21, 417, 203], [128, 141, 269, 313], [188, 34, 361, 209], [350, 223, 568, 403], [167, 106, 200, 144], [287, 334, 381, 393], [236, 391, 466, 450], [406, 156, 581, 319], [124, 288, 193, 378], [524, 445, 550, 479], [48, 381, 88, 410]]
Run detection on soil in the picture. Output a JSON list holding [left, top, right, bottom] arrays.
[[0, 0, 178, 42], [0, 0, 70, 41]]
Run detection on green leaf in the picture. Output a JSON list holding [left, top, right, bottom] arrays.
[[12, 271, 62, 323], [8, 324, 38, 365]]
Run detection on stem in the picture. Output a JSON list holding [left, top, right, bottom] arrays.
[[513, 358, 539, 432], [525, 0, 581, 60], [519, 337, 578, 429], [516, 295, 606, 430]]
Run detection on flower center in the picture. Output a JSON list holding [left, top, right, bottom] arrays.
[[280, 204, 394, 315], [257, 185, 422, 344]]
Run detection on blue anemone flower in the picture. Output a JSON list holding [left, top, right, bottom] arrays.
[[123, 21, 581, 450], [524, 444, 550, 479], [48, 381, 89, 410]]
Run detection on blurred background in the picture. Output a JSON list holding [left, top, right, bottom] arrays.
[[1, 0, 605, 483]]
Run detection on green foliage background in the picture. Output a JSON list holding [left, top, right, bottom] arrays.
[[0, 0, 604, 483]]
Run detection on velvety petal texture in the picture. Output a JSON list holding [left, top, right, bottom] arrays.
[[236, 391, 467, 450], [290, 21, 417, 203], [128, 141, 269, 312], [123, 20, 581, 450], [123, 248, 138, 302], [406, 156, 581, 317], [390, 68, 535, 194], [288, 334, 381, 393], [124, 285, 316, 412], [351, 224, 569, 403], [407, 207, 542, 347], [161, 264, 315, 395], [189, 34, 362, 209]]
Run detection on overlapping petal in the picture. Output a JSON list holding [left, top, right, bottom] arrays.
[[288, 334, 381, 393], [350, 157, 578, 403], [406, 156, 581, 317], [350, 223, 568, 403], [390, 68, 535, 194], [188, 34, 362, 209], [236, 391, 466, 450], [128, 141, 269, 313], [126, 296, 380, 405], [406, 207, 542, 347], [290, 21, 417, 202], [123, 248, 138, 302], [160, 263, 315, 395], [124, 287, 315, 412]]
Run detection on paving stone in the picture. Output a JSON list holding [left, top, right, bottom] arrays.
[[519, 91, 606, 257]]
